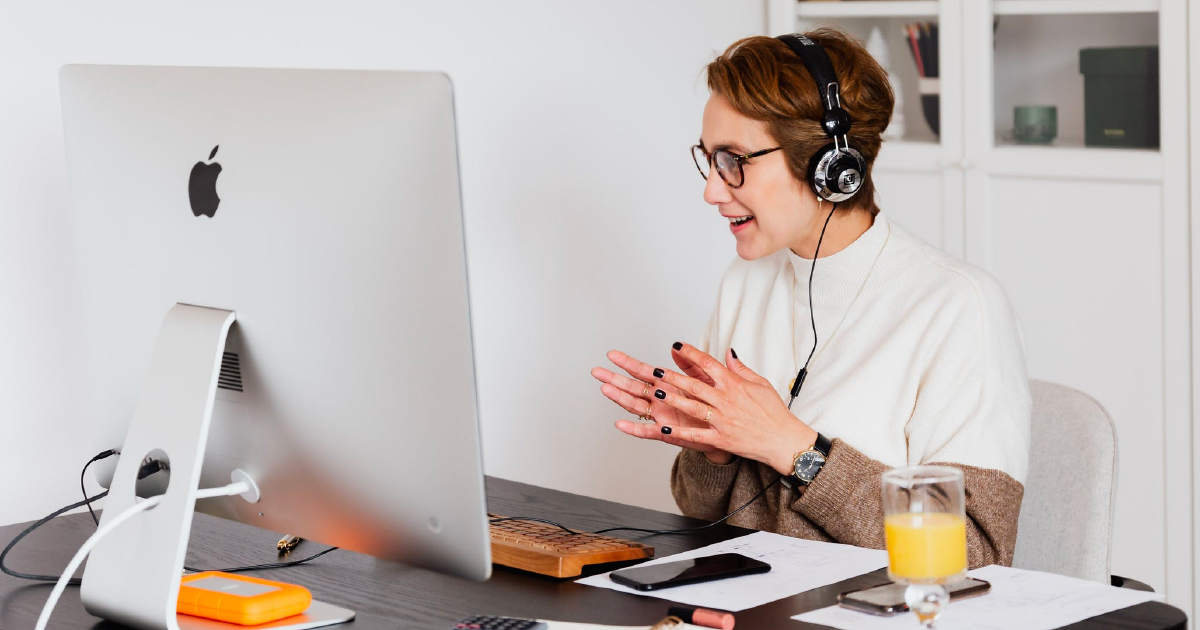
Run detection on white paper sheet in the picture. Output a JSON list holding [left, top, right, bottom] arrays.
[[794, 564, 1164, 630], [576, 530, 889, 612]]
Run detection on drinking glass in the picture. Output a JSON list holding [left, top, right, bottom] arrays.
[[881, 466, 967, 628]]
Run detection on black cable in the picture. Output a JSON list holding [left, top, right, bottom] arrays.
[[804, 203, 837, 370], [3, 457, 167, 584], [1, 492, 108, 586], [488, 476, 783, 538], [488, 516, 584, 535], [1, 451, 339, 587], [83, 454, 340, 573], [1, 488, 338, 585], [788, 202, 838, 410], [486, 209, 841, 541], [199, 547, 339, 574], [489, 208, 841, 539], [488, 208, 840, 544], [81, 450, 118, 525], [593, 476, 782, 536]]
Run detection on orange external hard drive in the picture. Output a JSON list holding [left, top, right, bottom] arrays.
[[178, 571, 313, 626]]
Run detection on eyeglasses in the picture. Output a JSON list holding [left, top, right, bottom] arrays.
[[691, 144, 782, 188]]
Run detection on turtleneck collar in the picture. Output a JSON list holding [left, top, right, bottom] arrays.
[[787, 212, 890, 307]]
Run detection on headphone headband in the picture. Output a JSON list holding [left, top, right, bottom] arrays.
[[776, 34, 841, 112], [775, 33, 866, 203]]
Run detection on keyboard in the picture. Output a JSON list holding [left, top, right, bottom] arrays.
[[488, 513, 654, 578]]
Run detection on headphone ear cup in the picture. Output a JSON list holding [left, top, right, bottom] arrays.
[[806, 143, 837, 201], [808, 144, 867, 203], [830, 148, 867, 196]]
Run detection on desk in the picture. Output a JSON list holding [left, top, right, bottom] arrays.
[[0, 477, 1187, 630]]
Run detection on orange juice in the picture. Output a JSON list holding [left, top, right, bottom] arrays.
[[884, 512, 967, 581]]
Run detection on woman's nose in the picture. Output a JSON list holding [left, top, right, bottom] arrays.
[[703, 168, 732, 205]]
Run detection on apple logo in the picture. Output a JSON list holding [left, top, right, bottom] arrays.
[[188, 145, 222, 217]]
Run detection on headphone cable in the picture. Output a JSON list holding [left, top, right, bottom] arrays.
[[489, 475, 782, 538], [788, 201, 837, 410], [518, 205, 837, 537]]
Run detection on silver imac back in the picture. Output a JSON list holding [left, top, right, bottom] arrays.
[[59, 65, 491, 583]]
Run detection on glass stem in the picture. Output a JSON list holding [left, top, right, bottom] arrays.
[[905, 583, 949, 628]]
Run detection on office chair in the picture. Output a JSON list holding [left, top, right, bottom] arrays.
[[1012, 379, 1151, 591]]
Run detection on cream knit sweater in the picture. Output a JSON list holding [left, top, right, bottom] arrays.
[[671, 212, 1032, 567]]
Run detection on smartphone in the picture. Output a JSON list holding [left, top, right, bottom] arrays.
[[609, 553, 771, 591], [837, 578, 991, 616]]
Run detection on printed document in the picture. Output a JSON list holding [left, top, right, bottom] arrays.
[[576, 531, 888, 611], [795, 564, 1164, 630]]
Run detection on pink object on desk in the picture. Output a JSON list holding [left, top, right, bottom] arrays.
[[667, 606, 735, 630]]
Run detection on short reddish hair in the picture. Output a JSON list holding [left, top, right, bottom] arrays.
[[705, 29, 894, 215]]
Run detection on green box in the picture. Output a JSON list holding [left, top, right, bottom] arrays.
[[1079, 46, 1159, 148]]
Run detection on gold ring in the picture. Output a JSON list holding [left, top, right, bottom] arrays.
[[704, 407, 713, 422], [642, 383, 650, 398]]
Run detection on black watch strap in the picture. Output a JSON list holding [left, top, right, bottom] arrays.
[[813, 432, 832, 457]]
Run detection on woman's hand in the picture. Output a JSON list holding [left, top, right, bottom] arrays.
[[649, 342, 818, 475], [592, 349, 733, 463]]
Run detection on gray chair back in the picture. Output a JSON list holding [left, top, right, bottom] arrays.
[[1012, 380, 1117, 583]]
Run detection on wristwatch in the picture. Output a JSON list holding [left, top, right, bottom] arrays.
[[783, 432, 832, 489]]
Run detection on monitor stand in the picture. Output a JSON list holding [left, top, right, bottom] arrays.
[[80, 304, 354, 630]]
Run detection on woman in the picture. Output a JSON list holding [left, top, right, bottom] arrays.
[[591, 29, 1030, 568]]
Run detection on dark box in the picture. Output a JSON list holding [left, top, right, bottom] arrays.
[[1079, 46, 1159, 148]]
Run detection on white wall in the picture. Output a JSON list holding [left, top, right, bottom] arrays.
[[0, 1, 767, 525]]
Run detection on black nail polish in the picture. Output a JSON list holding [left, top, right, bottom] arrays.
[[653, 368, 665, 379], [655, 389, 666, 400], [672, 342, 683, 351], [661, 426, 672, 435], [731, 347, 738, 359]]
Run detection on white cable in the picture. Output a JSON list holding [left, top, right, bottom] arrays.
[[195, 481, 249, 500], [35, 480, 250, 630]]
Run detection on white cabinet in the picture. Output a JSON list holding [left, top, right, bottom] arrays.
[[771, 0, 1191, 616]]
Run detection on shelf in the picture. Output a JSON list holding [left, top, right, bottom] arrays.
[[795, 1, 938, 19], [993, 0, 1159, 16], [982, 145, 1162, 182], [792, 1, 1158, 22], [873, 142, 1163, 182]]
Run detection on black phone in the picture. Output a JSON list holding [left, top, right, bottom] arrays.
[[609, 553, 771, 591], [837, 578, 992, 616]]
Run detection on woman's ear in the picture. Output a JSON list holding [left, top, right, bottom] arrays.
[[788, 165, 817, 204]]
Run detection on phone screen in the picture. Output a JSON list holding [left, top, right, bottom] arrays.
[[838, 578, 991, 615], [609, 553, 771, 591]]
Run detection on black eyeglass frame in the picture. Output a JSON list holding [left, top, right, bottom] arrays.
[[691, 144, 782, 189]]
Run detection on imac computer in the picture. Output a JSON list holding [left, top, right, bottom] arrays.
[[59, 65, 491, 629]]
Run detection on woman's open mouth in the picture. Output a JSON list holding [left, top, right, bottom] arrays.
[[728, 215, 755, 233]]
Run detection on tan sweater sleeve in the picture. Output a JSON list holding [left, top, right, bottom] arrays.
[[670, 449, 750, 521], [791, 439, 1025, 568]]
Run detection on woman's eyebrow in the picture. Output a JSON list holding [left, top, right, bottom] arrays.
[[704, 140, 749, 153]]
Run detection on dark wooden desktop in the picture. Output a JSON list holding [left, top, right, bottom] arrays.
[[0, 477, 1187, 630]]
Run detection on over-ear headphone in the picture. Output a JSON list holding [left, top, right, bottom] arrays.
[[776, 34, 867, 203]]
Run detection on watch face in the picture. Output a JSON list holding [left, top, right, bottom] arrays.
[[794, 451, 827, 482]]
